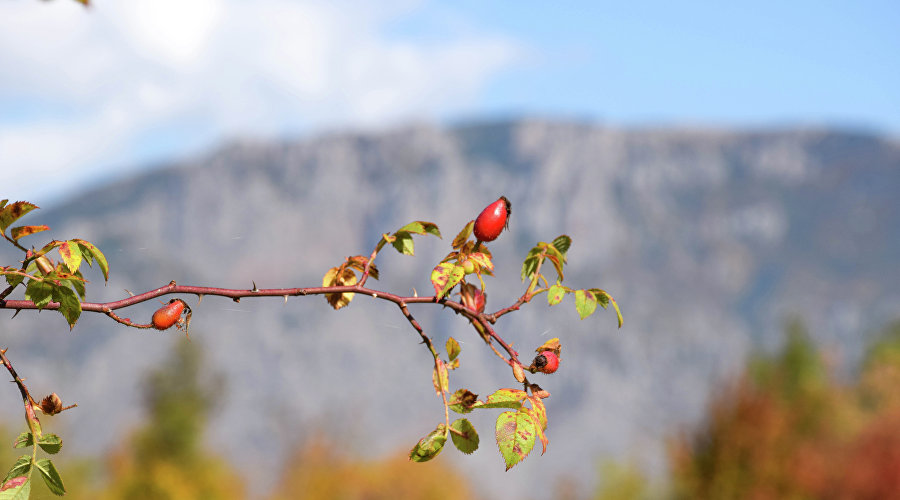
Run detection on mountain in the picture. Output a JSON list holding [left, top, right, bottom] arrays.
[[2, 119, 898, 497]]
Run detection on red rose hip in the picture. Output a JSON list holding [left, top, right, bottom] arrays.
[[533, 350, 559, 374], [473, 196, 511, 242], [152, 299, 185, 330]]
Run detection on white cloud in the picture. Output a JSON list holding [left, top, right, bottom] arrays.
[[0, 0, 523, 204]]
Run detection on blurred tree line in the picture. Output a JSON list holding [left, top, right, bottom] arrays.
[[5, 319, 900, 499]]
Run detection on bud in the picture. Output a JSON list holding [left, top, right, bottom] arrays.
[[39, 393, 63, 415], [459, 282, 486, 313], [35, 256, 54, 276], [512, 362, 526, 383]]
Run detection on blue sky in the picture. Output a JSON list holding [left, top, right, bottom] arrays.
[[1, 0, 898, 204]]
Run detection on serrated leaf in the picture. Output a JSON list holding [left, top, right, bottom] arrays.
[[476, 388, 528, 409], [524, 404, 549, 455], [2, 456, 31, 484], [346, 255, 379, 280], [589, 289, 624, 328], [34, 458, 64, 496], [467, 251, 494, 272], [391, 232, 415, 255], [397, 221, 441, 238], [430, 262, 464, 299], [12, 433, 31, 449], [58, 241, 82, 274], [547, 284, 567, 306], [446, 337, 461, 361], [495, 410, 537, 470], [452, 221, 474, 249], [5, 272, 25, 288], [37, 434, 62, 455], [0, 202, 38, 233], [52, 285, 81, 329], [409, 424, 448, 463], [24, 279, 53, 309], [449, 389, 479, 414], [10, 225, 49, 241], [551, 234, 571, 258], [450, 418, 479, 454], [0, 477, 30, 499], [73, 239, 108, 282], [520, 249, 542, 282], [574, 289, 598, 320], [432, 359, 449, 395], [69, 271, 86, 300]]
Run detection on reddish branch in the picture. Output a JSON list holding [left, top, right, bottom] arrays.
[[0, 281, 524, 363]]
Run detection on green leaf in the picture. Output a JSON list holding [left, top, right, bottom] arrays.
[[397, 221, 441, 238], [24, 279, 53, 310], [34, 458, 65, 496], [446, 337, 461, 361], [520, 247, 542, 281], [448, 389, 478, 414], [10, 225, 49, 241], [4, 272, 25, 288], [391, 232, 416, 255], [57, 241, 82, 274], [2, 456, 31, 484], [450, 418, 479, 454], [589, 289, 624, 328], [475, 388, 528, 409], [551, 234, 571, 258], [69, 270, 87, 300], [574, 289, 598, 320], [547, 284, 567, 306], [467, 251, 494, 272], [495, 410, 537, 470], [37, 435, 62, 455], [409, 424, 448, 463], [0, 477, 30, 499], [73, 239, 109, 282], [52, 285, 81, 329], [0, 202, 38, 233], [451, 221, 474, 249], [12, 433, 31, 449]]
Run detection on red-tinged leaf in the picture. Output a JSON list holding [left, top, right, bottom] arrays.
[[547, 284, 567, 306], [545, 253, 564, 281], [449, 389, 479, 414], [409, 424, 448, 463], [346, 255, 379, 280], [12, 433, 32, 449], [476, 388, 528, 409], [430, 262, 464, 298], [589, 288, 624, 328], [525, 404, 549, 455], [3, 455, 31, 485], [10, 225, 49, 241], [467, 251, 494, 272], [0, 201, 38, 233], [58, 240, 83, 274], [574, 289, 597, 320], [0, 476, 29, 498], [452, 221, 474, 249], [432, 359, 449, 395], [495, 410, 537, 470], [450, 418, 480, 454], [535, 338, 561, 354]]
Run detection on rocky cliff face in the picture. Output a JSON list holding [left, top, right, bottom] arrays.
[[3, 119, 898, 496]]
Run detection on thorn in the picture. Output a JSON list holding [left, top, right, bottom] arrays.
[[0, 348, 6, 355], [232, 297, 241, 303], [197, 294, 204, 304], [413, 288, 418, 298], [169, 280, 177, 286], [124, 288, 135, 297], [11, 309, 21, 319], [283, 295, 288, 304], [251, 281, 259, 292], [371, 293, 377, 298]]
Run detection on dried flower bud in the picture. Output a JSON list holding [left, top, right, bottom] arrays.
[[39, 393, 63, 415], [512, 362, 526, 383]]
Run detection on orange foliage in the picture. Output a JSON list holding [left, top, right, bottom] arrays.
[[270, 438, 478, 500]]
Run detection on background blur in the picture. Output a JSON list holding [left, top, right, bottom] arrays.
[[1, 1, 899, 499]]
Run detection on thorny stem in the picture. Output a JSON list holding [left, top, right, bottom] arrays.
[[398, 302, 451, 431]]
